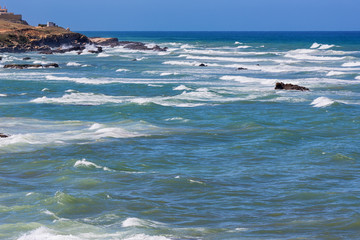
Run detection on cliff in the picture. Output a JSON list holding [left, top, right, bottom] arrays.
[[0, 19, 90, 52]]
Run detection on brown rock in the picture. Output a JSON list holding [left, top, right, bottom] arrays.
[[275, 82, 310, 91], [0, 133, 9, 138]]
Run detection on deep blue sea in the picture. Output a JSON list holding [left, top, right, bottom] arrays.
[[1, 32, 360, 240]]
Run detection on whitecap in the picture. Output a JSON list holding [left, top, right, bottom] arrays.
[[237, 45, 251, 49], [234, 41, 242, 45], [0, 93, 7, 97], [97, 53, 111, 58], [173, 85, 191, 91], [310, 43, 321, 49], [74, 158, 113, 172], [311, 97, 335, 108], [160, 72, 179, 76], [116, 68, 130, 72], [326, 71, 347, 76], [122, 217, 164, 228], [342, 62, 360, 67], [41, 88, 50, 92], [66, 62, 82, 67], [17, 227, 81, 240]]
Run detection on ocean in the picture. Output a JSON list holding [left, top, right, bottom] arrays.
[[1, 31, 360, 240]]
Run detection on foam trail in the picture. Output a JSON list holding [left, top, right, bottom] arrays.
[[342, 62, 360, 67], [326, 71, 347, 76]]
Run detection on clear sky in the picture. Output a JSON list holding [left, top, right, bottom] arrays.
[[5, 0, 360, 31]]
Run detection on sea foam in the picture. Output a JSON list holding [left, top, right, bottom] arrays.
[[311, 97, 335, 108]]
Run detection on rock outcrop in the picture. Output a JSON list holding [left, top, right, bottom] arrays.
[[275, 82, 310, 91], [0, 19, 90, 53], [0, 133, 9, 138], [4, 63, 59, 69], [89, 37, 168, 51]]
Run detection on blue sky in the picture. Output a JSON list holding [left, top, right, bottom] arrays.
[[5, 0, 360, 31]]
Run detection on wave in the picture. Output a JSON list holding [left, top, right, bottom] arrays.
[[122, 217, 164, 228], [311, 97, 335, 108], [0, 118, 149, 153], [342, 62, 360, 67], [74, 158, 113, 171], [285, 52, 346, 61], [220, 75, 275, 85], [31, 92, 125, 105], [97, 52, 111, 58], [160, 72, 180, 76], [17, 226, 172, 240], [116, 68, 130, 72], [0, 93, 7, 97], [30, 91, 209, 108], [237, 45, 251, 49], [66, 62, 81, 67], [173, 85, 191, 91], [180, 54, 265, 63], [45, 75, 117, 85], [310, 42, 336, 50], [326, 71, 347, 76]]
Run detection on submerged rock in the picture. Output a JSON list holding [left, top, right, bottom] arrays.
[[4, 63, 59, 69], [23, 57, 31, 60], [0, 133, 9, 138], [275, 82, 310, 91]]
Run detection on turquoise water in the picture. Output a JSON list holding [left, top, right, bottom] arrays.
[[1, 32, 360, 240]]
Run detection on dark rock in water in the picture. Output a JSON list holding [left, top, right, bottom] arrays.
[[4, 63, 59, 69], [0, 133, 9, 138], [237, 67, 248, 70], [39, 51, 53, 55], [89, 37, 119, 47], [44, 63, 59, 68], [118, 41, 167, 51], [199, 63, 207, 67], [23, 57, 31, 60], [132, 59, 138, 61], [275, 82, 310, 91], [88, 47, 103, 54]]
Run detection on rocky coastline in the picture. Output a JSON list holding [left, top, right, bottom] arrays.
[[0, 20, 167, 54]]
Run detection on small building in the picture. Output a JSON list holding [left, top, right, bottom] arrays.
[[47, 22, 58, 27], [0, 5, 23, 22]]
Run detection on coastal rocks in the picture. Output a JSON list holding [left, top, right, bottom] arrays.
[[89, 37, 168, 51], [89, 37, 119, 47], [0, 133, 9, 138], [0, 20, 91, 53], [22, 57, 31, 60], [199, 63, 207, 67], [119, 41, 168, 51], [4, 63, 59, 69], [237, 67, 248, 70], [275, 82, 310, 91]]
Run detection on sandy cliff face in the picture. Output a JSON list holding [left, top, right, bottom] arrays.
[[0, 19, 90, 52]]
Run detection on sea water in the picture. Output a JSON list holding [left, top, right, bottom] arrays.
[[1, 32, 360, 240]]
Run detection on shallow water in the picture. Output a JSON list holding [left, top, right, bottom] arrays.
[[1, 31, 360, 240]]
